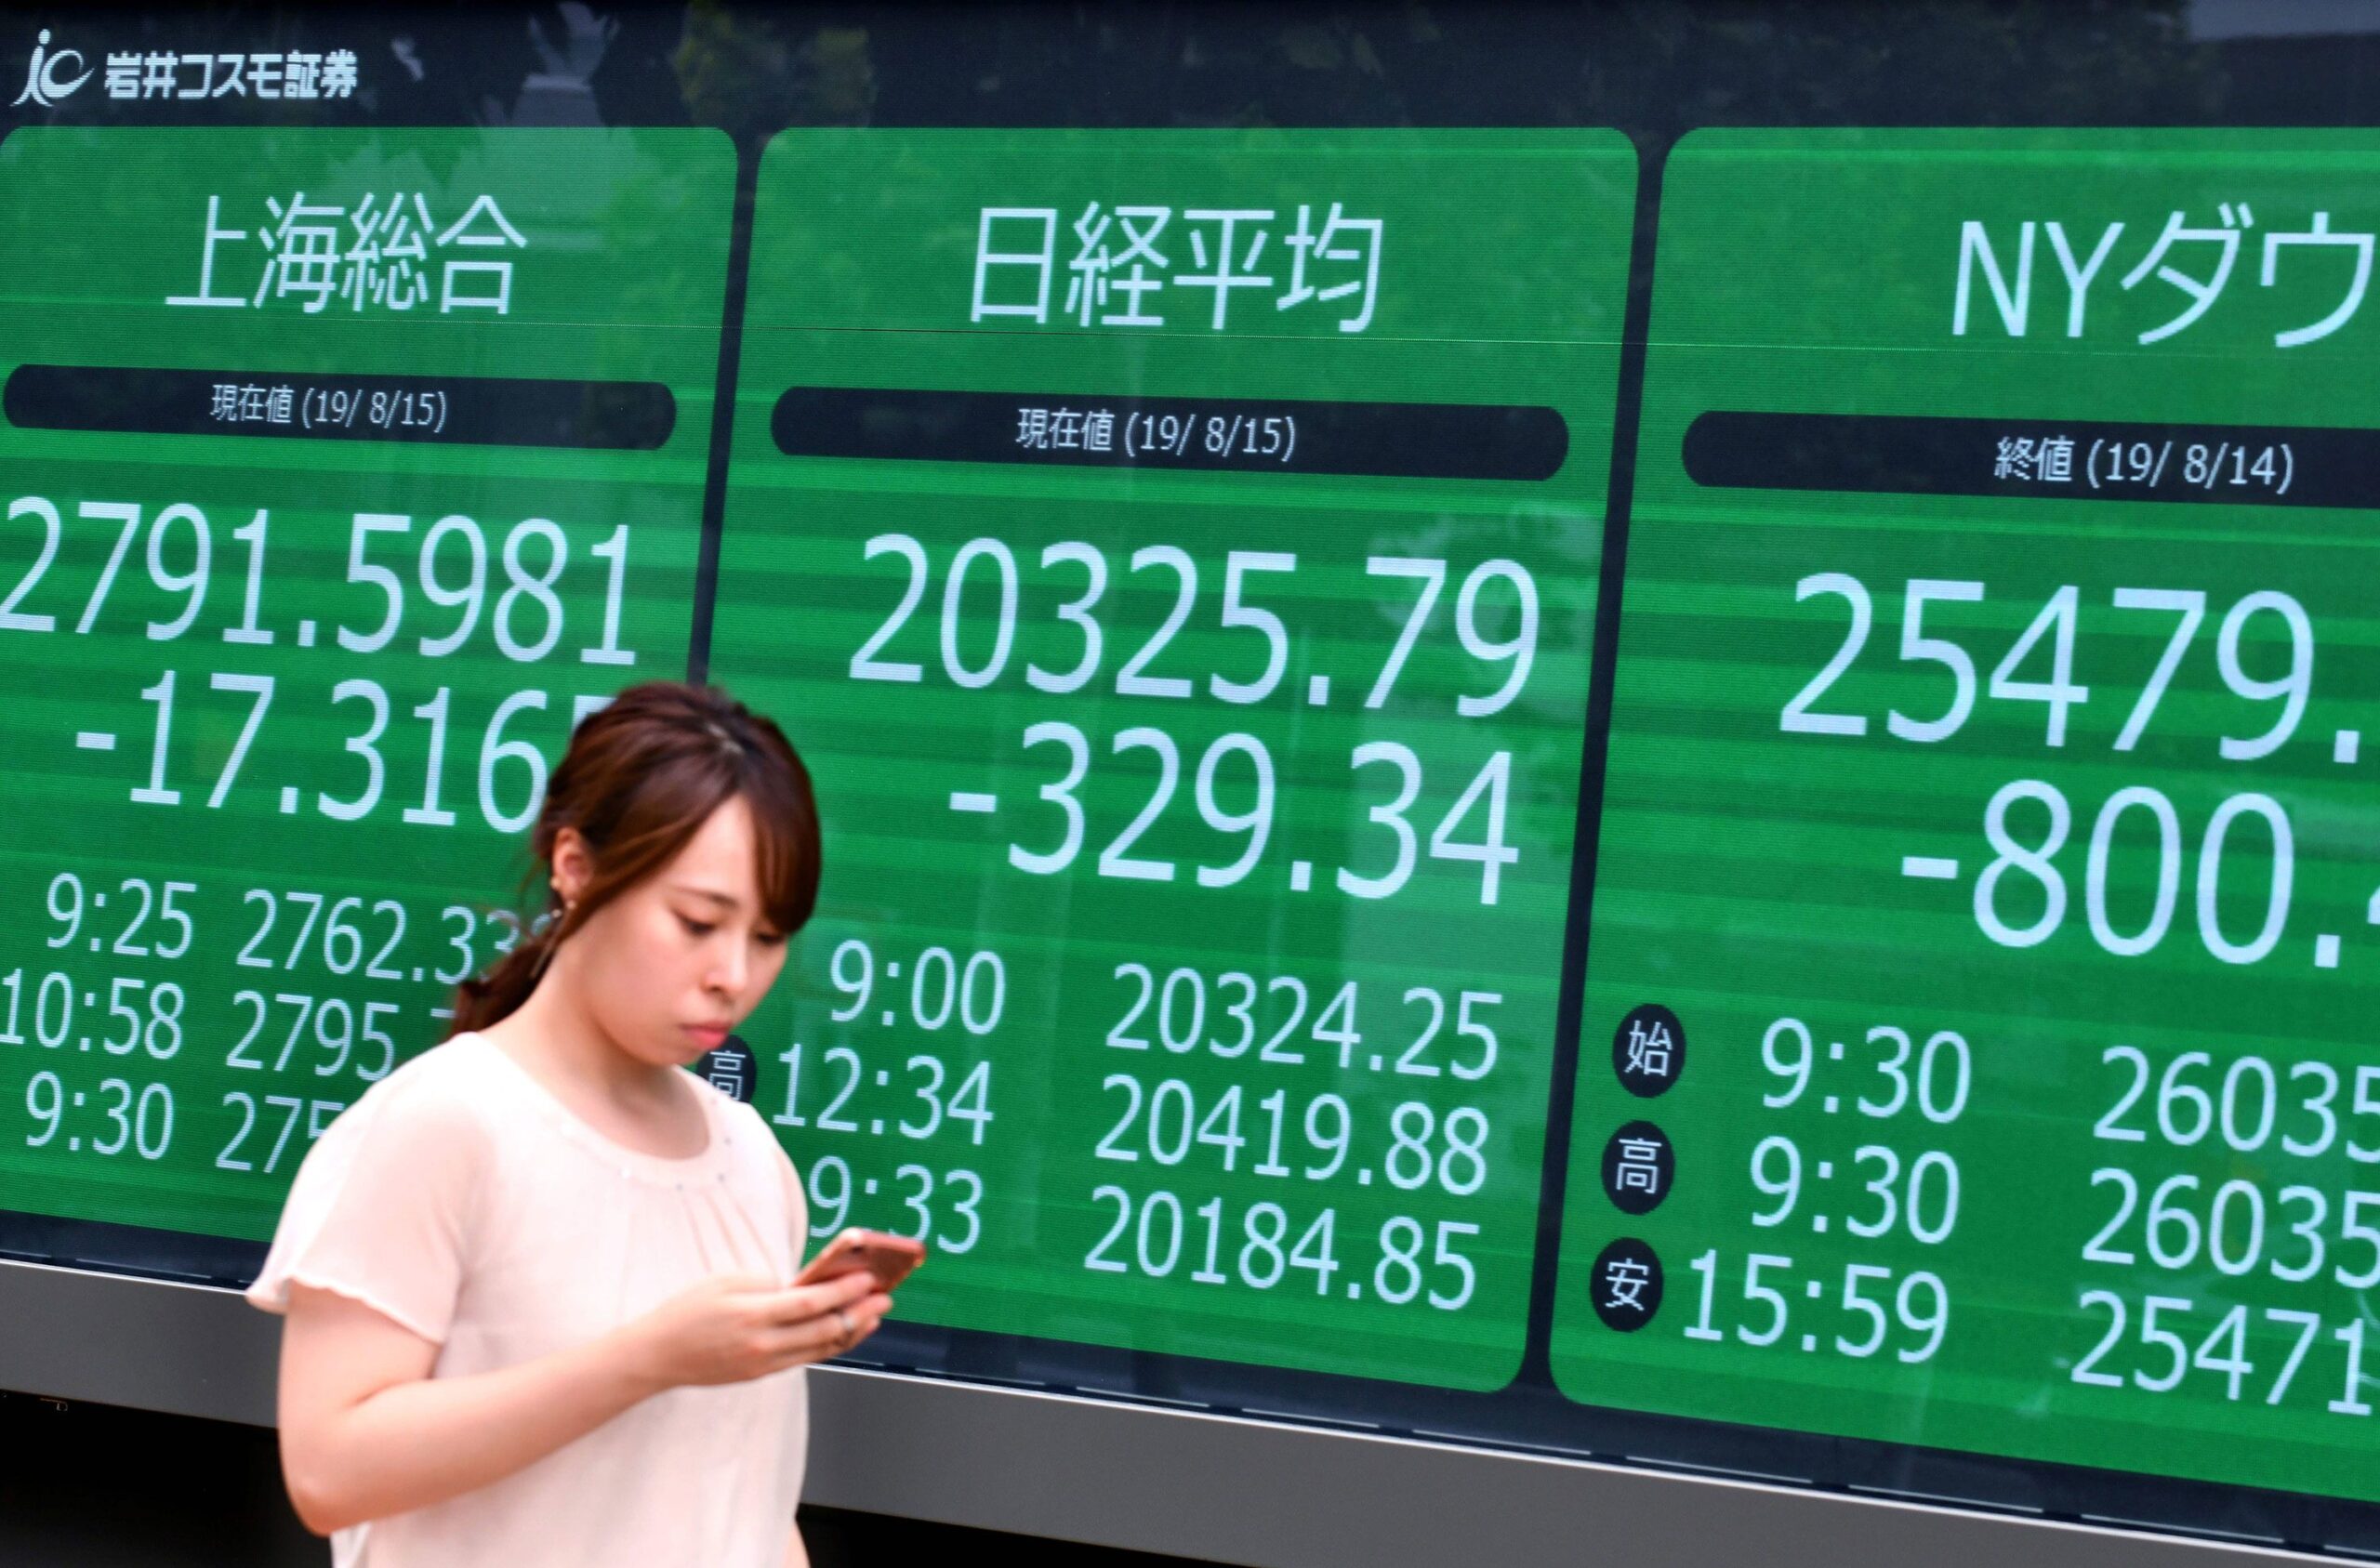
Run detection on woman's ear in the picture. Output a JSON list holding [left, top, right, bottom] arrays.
[[550, 826, 596, 908]]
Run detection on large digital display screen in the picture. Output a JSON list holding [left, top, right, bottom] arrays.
[[0, 125, 733, 1257], [2, 6, 2377, 1556], [709, 128, 1633, 1386], [1553, 129, 2380, 1505]]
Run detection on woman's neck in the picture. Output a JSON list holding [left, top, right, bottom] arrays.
[[489, 952, 682, 1117]]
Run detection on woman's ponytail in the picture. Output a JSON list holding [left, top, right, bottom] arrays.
[[449, 899, 570, 1036]]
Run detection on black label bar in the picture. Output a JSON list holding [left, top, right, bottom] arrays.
[[774, 388, 1568, 481], [1684, 412, 2374, 509], [4, 365, 675, 451]]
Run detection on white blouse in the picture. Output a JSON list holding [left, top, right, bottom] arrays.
[[250, 1032, 811, 1568]]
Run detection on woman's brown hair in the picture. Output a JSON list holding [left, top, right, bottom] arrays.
[[447, 681, 822, 1036]]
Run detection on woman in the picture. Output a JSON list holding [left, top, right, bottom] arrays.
[[248, 681, 884, 1567]]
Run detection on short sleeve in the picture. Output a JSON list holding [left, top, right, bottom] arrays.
[[246, 1057, 492, 1345]]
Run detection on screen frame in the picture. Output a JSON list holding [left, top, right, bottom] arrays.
[[0, 1259, 2316, 1568], [3, 4, 2378, 1554]]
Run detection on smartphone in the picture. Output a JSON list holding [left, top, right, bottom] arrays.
[[796, 1228, 927, 1292]]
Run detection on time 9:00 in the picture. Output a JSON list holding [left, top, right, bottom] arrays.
[[826, 940, 1006, 1035]]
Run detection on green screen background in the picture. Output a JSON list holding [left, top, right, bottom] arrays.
[[1553, 130, 2380, 1501], [6, 113, 2380, 1520], [0, 126, 733, 1240], [711, 128, 1633, 1387]]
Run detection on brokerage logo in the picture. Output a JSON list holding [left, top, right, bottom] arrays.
[[13, 32, 361, 109], [13, 28, 92, 108]]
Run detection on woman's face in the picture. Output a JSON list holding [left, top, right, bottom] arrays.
[[555, 795, 790, 1068]]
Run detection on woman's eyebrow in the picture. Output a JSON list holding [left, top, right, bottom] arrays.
[[670, 885, 742, 909]]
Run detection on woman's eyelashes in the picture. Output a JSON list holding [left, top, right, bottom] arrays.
[[677, 911, 787, 948]]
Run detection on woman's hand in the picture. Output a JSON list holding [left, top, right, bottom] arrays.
[[620, 1270, 892, 1393], [276, 1272, 891, 1535]]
